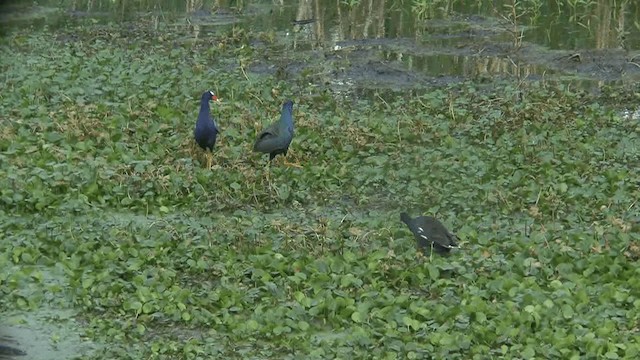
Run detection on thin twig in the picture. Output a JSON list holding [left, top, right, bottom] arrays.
[[240, 63, 250, 82], [249, 93, 264, 105]]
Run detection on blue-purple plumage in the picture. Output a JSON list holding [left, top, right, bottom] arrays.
[[194, 90, 219, 152], [253, 100, 294, 161]]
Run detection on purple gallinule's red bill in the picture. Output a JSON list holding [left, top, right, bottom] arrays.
[[400, 212, 460, 257], [193, 90, 219, 169], [253, 100, 300, 167]]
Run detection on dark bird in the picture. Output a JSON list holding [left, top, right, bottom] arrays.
[[253, 100, 297, 166], [193, 90, 219, 169], [400, 212, 459, 256], [0, 343, 26, 358]]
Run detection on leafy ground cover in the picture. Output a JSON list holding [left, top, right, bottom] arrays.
[[1, 18, 640, 360]]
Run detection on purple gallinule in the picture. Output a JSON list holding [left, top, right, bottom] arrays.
[[253, 100, 299, 167], [193, 90, 219, 169]]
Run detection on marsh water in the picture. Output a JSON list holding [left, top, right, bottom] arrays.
[[1, 0, 639, 358], [2, 0, 640, 91]]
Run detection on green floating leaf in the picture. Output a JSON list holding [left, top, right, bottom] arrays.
[[181, 312, 191, 321], [298, 321, 310, 331], [427, 264, 440, 280], [277, 186, 290, 200], [125, 300, 142, 312], [82, 278, 94, 289], [561, 304, 574, 319], [522, 346, 536, 358], [351, 311, 362, 323]]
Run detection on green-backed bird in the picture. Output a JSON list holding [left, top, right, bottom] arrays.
[[253, 100, 299, 167]]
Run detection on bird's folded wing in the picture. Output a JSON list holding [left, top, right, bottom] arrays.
[[254, 129, 282, 152], [431, 234, 458, 248], [258, 128, 278, 139]]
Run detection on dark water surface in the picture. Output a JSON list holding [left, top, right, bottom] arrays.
[[2, 0, 640, 89]]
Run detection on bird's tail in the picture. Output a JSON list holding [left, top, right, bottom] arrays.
[[400, 212, 411, 225], [449, 234, 461, 249]]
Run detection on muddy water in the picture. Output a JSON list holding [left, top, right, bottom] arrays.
[[0, 207, 363, 359], [1, 310, 95, 360], [2, 0, 640, 89], [1, 259, 97, 359], [253, 0, 640, 89]]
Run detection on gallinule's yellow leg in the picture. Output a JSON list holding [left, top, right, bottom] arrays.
[[281, 149, 302, 168], [206, 152, 213, 169], [283, 158, 302, 168]]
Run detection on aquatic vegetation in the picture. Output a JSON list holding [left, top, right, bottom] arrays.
[[1, 3, 640, 359]]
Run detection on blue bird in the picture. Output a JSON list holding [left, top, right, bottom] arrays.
[[193, 90, 219, 168], [253, 100, 298, 166]]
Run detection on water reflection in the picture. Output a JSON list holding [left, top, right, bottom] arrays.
[[2, 0, 640, 90], [268, 0, 640, 88], [5, 0, 639, 48]]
